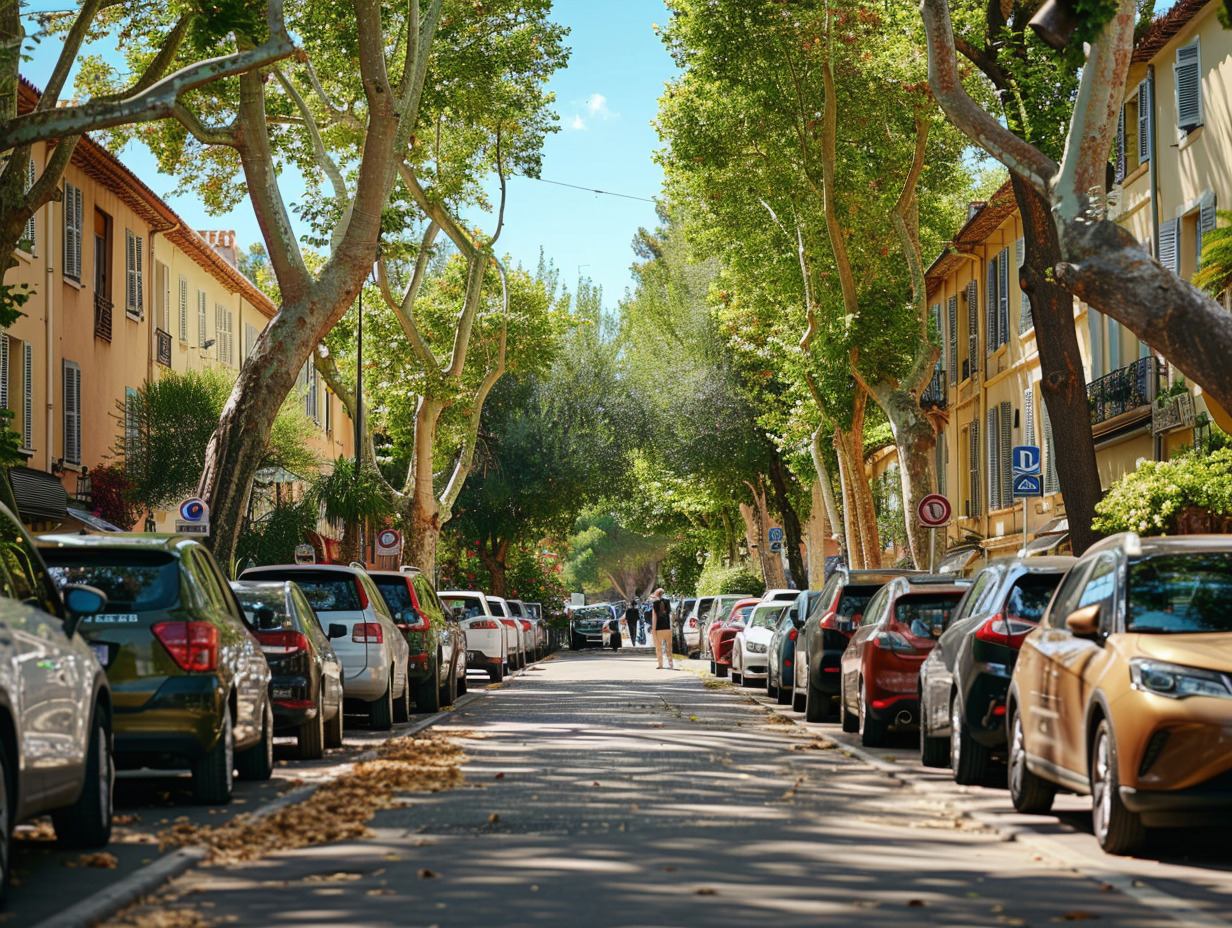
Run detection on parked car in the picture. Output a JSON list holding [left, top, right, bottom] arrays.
[[488, 596, 530, 668], [42, 534, 275, 804], [1007, 534, 1232, 854], [762, 588, 800, 603], [507, 599, 542, 661], [672, 597, 696, 654], [838, 576, 970, 746], [708, 599, 761, 677], [794, 568, 923, 721], [918, 557, 1073, 780], [230, 580, 345, 759], [239, 564, 410, 731], [681, 596, 715, 657], [370, 570, 467, 712], [570, 605, 609, 650], [699, 595, 752, 660], [768, 591, 825, 705], [0, 506, 114, 895], [731, 602, 789, 686], [439, 590, 508, 681]]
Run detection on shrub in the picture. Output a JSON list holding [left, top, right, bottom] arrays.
[[695, 559, 765, 597], [1093, 447, 1232, 536], [89, 464, 141, 530]]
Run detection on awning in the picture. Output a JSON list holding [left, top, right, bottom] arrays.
[[66, 507, 124, 533], [9, 466, 67, 523]]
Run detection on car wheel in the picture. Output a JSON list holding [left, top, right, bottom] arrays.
[[417, 661, 442, 713], [919, 710, 950, 768], [489, 661, 505, 683], [457, 659, 468, 696], [805, 675, 828, 723], [859, 684, 885, 747], [439, 656, 457, 707], [950, 696, 990, 785], [1008, 706, 1056, 814], [571, 634, 582, 651], [714, 661, 728, 678], [370, 673, 395, 731], [776, 680, 792, 706], [709, 659, 717, 675], [0, 742, 10, 903], [325, 700, 344, 748], [53, 704, 113, 849], [841, 698, 859, 734], [394, 668, 412, 723], [192, 709, 234, 805], [236, 701, 275, 781], [792, 687, 806, 713], [298, 695, 326, 760], [1091, 719, 1145, 855], [767, 678, 779, 700]]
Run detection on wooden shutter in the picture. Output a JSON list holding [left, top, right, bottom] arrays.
[[999, 400, 1013, 507], [966, 279, 978, 378], [197, 291, 207, 347], [1198, 195, 1217, 264], [969, 420, 982, 518], [987, 406, 1000, 511], [947, 296, 959, 385], [63, 183, 82, 281], [245, 323, 258, 359], [1016, 238, 1032, 333], [1175, 42, 1202, 132], [997, 248, 1010, 348], [1158, 217, 1180, 274], [0, 334, 9, 413], [22, 159, 35, 253], [1024, 387, 1036, 446], [936, 428, 946, 498], [178, 276, 189, 342], [1042, 398, 1059, 495], [63, 361, 81, 466], [1137, 79, 1153, 164], [985, 256, 998, 353], [22, 344, 32, 450], [125, 230, 138, 314], [1115, 108, 1126, 183], [135, 234, 144, 316]]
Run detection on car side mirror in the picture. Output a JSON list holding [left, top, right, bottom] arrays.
[[1066, 603, 1101, 638], [328, 622, 347, 640], [63, 584, 107, 638]]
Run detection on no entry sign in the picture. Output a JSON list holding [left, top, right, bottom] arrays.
[[917, 493, 952, 528]]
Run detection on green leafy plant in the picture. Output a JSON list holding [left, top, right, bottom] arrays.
[[696, 559, 765, 598], [1194, 210, 1232, 298], [1093, 447, 1232, 535], [234, 496, 321, 571]]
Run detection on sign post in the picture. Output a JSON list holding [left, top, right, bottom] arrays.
[[916, 494, 952, 574], [1012, 445, 1043, 554], [767, 526, 784, 555]]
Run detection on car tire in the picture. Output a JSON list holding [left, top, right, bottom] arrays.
[[298, 696, 325, 760], [920, 718, 950, 768], [489, 661, 505, 683], [417, 662, 442, 713], [1091, 719, 1145, 855], [236, 702, 275, 781], [858, 685, 885, 747], [776, 682, 792, 706], [439, 657, 457, 707], [394, 670, 412, 723], [841, 704, 859, 733], [767, 679, 779, 700], [53, 704, 113, 849], [709, 660, 717, 675], [370, 674, 395, 731], [457, 660, 468, 696], [1008, 707, 1056, 814], [571, 634, 582, 650], [805, 676, 828, 723], [0, 741, 11, 904], [714, 662, 728, 678], [192, 709, 234, 805], [951, 696, 990, 785], [325, 702, 344, 749], [792, 687, 806, 713]]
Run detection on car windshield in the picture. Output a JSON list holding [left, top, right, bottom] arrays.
[[726, 607, 753, 627], [443, 595, 485, 618], [749, 606, 785, 629], [373, 578, 413, 613], [1127, 553, 1232, 633], [44, 550, 180, 612], [1005, 575, 1064, 623]]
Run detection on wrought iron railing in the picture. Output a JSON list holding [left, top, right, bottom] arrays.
[[156, 328, 172, 367], [1088, 356, 1155, 425], [921, 368, 946, 409], [93, 293, 113, 342]]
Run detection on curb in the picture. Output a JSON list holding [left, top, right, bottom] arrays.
[[29, 685, 493, 928]]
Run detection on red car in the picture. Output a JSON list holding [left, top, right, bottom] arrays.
[[708, 599, 761, 677], [839, 577, 970, 746]]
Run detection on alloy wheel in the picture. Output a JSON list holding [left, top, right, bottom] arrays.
[[1092, 728, 1112, 842], [1009, 713, 1026, 798], [950, 698, 963, 771]]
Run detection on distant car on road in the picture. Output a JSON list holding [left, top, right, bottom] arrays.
[[439, 590, 508, 682], [570, 605, 610, 650], [708, 599, 760, 677], [488, 596, 530, 668], [767, 591, 824, 705]]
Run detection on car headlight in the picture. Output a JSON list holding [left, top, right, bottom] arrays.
[[747, 642, 767, 654], [1129, 658, 1232, 700]]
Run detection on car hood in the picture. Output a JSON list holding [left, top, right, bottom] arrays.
[[1127, 633, 1232, 672], [743, 627, 774, 645]]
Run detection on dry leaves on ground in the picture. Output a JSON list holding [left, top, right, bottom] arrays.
[[158, 732, 465, 866]]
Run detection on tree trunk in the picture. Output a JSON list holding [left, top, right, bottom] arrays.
[[846, 396, 882, 568], [765, 451, 806, 586], [743, 482, 788, 589], [806, 480, 829, 588], [832, 428, 864, 569], [1012, 175, 1103, 554], [479, 538, 509, 597], [880, 386, 936, 569], [405, 396, 445, 576]]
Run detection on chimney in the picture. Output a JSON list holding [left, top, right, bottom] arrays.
[[199, 230, 238, 268]]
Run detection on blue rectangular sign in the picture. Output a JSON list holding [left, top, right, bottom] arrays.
[[1012, 445, 1041, 476], [1013, 474, 1043, 498]]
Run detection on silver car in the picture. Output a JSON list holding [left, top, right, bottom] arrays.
[[487, 596, 528, 669], [240, 565, 410, 730]]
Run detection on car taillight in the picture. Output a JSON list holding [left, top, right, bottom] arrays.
[[520, 620, 532, 630], [788, 628, 798, 641], [354, 580, 369, 610], [688, 617, 697, 628], [469, 619, 499, 629], [255, 629, 310, 655], [353, 622, 384, 643], [871, 631, 915, 653], [153, 621, 220, 672], [975, 614, 1036, 649]]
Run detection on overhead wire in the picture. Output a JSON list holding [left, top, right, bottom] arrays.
[[519, 175, 656, 203]]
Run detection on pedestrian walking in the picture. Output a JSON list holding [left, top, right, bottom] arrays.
[[651, 589, 673, 669], [607, 614, 622, 651], [624, 600, 640, 646]]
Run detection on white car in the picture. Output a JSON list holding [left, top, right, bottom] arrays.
[[731, 602, 789, 687], [439, 590, 508, 682], [485, 596, 527, 670], [240, 565, 411, 730], [505, 598, 539, 662], [682, 596, 715, 655], [762, 588, 800, 603]]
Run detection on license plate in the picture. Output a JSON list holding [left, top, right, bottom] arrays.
[[91, 644, 109, 667]]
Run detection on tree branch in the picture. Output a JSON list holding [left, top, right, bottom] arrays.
[[273, 67, 349, 249], [375, 221, 439, 369], [172, 102, 239, 147]]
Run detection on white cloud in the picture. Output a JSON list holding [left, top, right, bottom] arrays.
[[570, 114, 587, 131], [567, 93, 619, 131], [587, 93, 613, 119]]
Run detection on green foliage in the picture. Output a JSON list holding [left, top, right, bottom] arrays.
[[1093, 448, 1232, 535], [1194, 211, 1232, 298], [560, 509, 669, 594], [310, 457, 394, 526], [660, 542, 705, 597], [235, 496, 321, 571], [872, 466, 909, 555], [695, 559, 764, 598]]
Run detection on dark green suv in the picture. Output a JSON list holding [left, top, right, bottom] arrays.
[[39, 534, 274, 804]]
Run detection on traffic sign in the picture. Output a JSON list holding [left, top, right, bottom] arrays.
[[1013, 474, 1044, 497], [375, 529, 402, 557], [917, 494, 952, 528], [767, 526, 784, 543], [175, 497, 209, 536], [1012, 445, 1041, 476]]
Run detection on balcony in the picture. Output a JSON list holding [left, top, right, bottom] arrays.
[[921, 369, 946, 410], [93, 293, 113, 342], [1088, 356, 1157, 435], [156, 328, 172, 367]]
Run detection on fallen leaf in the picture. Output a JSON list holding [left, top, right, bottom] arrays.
[[696, 888, 716, 895], [906, 899, 926, 907], [488, 813, 501, 824], [419, 869, 438, 879], [663, 866, 677, 872], [1059, 914, 1099, 922]]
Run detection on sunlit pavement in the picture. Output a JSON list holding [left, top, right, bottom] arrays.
[[129, 646, 1215, 928]]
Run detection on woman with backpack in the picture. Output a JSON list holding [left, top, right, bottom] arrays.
[[651, 589, 673, 669]]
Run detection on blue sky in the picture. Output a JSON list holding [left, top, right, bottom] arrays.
[[24, 0, 677, 309]]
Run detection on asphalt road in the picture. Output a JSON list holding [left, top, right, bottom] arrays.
[[93, 646, 1232, 928]]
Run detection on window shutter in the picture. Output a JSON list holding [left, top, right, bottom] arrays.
[[998, 248, 1010, 348], [178, 276, 188, 342], [22, 159, 35, 253], [947, 296, 959, 385], [227, 310, 234, 365], [1158, 217, 1180, 274], [1115, 108, 1126, 183], [63, 183, 82, 281], [999, 400, 1013, 507], [1175, 42, 1202, 132], [125, 231, 138, 314], [966, 279, 978, 377], [1137, 79, 1153, 164], [985, 256, 998, 353], [214, 304, 223, 362], [1016, 237, 1032, 333], [22, 343, 32, 450], [245, 322, 258, 359], [969, 420, 982, 518], [0, 334, 9, 413], [936, 428, 946, 498], [135, 235, 144, 316], [63, 361, 81, 466], [198, 291, 207, 347], [1042, 397, 1059, 495], [1024, 387, 1036, 446], [1198, 195, 1217, 264], [987, 406, 1000, 511], [930, 303, 943, 373]]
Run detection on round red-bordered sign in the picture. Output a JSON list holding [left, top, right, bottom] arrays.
[[917, 493, 952, 528]]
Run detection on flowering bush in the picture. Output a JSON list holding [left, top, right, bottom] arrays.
[[89, 464, 141, 530], [1093, 448, 1232, 536]]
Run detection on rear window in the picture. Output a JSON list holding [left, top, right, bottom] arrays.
[[1005, 574, 1064, 624], [247, 571, 360, 612], [44, 550, 180, 612], [838, 585, 879, 620], [373, 577, 413, 613], [895, 593, 964, 637], [233, 589, 290, 629], [442, 595, 485, 618], [1128, 553, 1232, 633]]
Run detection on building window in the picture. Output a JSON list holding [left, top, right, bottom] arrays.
[[967, 419, 982, 518], [304, 361, 319, 424], [325, 388, 333, 435], [62, 360, 81, 466], [124, 229, 144, 319], [197, 290, 207, 347], [947, 295, 958, 386], [63, 182, 83, 281], [20, 159, 35, 255], [215, 305, 234, 366], [22, 343, 32, 451], [1175, 41, 1202, 133], [178, 275, 189, 342], [1159, 217, 1180, 275], [245, 322, 259, 359], [124, 386, 139, 455], [964, 279, 978, 381]]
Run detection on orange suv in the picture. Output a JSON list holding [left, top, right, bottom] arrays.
[[1007, 533, 1232, 854]]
